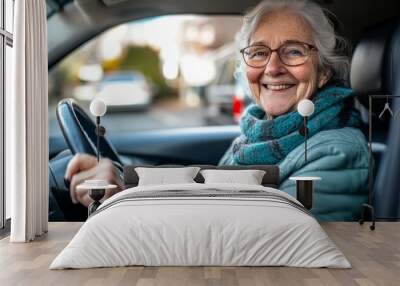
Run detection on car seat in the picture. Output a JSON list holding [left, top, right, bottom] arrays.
[[350, 19, 400, 219]]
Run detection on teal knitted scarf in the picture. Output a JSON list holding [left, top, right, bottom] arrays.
[[219, 86, 361, 165]]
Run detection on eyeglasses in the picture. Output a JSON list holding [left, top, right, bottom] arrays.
[[240, 41, 317, 68]]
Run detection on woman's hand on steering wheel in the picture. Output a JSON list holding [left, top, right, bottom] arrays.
[[65, 154, 124, 207]]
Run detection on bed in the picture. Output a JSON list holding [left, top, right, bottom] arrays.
[[49, 165, 350, 269]]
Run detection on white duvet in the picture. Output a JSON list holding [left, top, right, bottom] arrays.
[[50, 183, 351, 269]]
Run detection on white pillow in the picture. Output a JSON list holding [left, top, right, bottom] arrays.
[[135, 167, 201, 186], [200, 169, 266, 185]]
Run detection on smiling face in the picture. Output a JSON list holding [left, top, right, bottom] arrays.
[[246, 10, 330, 117]]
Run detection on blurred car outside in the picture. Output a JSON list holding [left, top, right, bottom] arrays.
[[204, 43, 253, 124], [96, 71, 153, 112]]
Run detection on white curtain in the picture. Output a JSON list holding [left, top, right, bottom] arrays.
[[7, 0, 48, 242]]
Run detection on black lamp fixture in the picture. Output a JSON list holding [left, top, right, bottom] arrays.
[[76, 99, 116, 217], [289, 99, 320, 211], [297, 99, 315, 164], [90, 98, 107, 162]]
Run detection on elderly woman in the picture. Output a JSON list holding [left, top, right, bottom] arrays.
[[219, 0, 369, 220], [65, 0, 369, 221]]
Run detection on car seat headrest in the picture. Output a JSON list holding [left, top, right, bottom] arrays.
[[350, 20, 400, 95]]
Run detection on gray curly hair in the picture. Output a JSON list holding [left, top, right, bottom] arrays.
[[236, 0, 351, 87]]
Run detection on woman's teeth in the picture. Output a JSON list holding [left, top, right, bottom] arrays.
[[264, 84, 294, 91]]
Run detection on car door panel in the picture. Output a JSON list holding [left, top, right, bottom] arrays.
[[49, 125, 240, 165], [109, 126, 240, 165]]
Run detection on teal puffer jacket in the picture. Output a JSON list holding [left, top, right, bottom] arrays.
[[278, 127, 369, 221]]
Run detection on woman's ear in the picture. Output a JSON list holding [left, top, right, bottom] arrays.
[[318, 68, 332, 88]]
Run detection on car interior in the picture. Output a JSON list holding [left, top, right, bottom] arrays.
[[5, 0, 400, 284], [47, 0, 400, 222]]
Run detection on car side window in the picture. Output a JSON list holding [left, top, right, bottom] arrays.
[[48, 15, 248, 137]]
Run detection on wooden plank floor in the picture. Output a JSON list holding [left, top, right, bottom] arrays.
[[0, 222, 399, 286]]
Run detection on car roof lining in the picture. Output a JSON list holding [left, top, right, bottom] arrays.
[[48, 0, 400, 68]]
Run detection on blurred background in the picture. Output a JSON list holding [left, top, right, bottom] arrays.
[[48, 15, 254, 136]]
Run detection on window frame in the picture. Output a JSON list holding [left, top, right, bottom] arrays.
[[1, 0, 14, 230]]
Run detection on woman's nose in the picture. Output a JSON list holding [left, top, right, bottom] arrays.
[[264, 52, 286, 76]]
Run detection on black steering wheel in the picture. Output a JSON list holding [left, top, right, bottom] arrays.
[[56, 98, 123, 167]]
